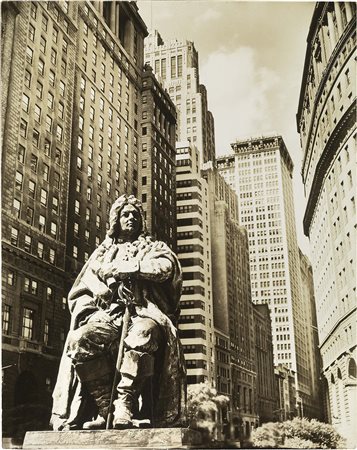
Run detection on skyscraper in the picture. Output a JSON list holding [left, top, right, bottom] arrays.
[[216, 135, 321, 419], [296, 2, 356, 443], [139, 66, 177, 249], [202, 165, 258, 439], [1, 0, 148, 437], [144, 30, 215, 165], [176, 142, 215, 385]]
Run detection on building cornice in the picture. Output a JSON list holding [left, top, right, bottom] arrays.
[[303, 101, 356, 236], [297, 8, 356, 133]]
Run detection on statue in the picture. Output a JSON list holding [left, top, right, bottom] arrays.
[[50, 195, 186, 431]]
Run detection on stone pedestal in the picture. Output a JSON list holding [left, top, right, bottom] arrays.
[[22, 428, 202, 449]]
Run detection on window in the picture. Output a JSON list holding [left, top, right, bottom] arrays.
[[45, 115, 52, 133], [44, 320, 49, 346], [90, 87, 95, 101], [28, 180, 36, 198], [43, 164, 49, 182], [49, 248, 56, 264], [24, 70, 31, 88], [13, 198, 21, 217], [61, 59, 67, 75], [40, 36, 46, 53], [58, 102, 64, 119], [85, 207, 91, 221], [59, 81, 65, 96], [37, 241, 44, 259], [80, 76, 86, 91], [50, 222, 57, 238], [89, 125, 94, 140], [15, 171, 23, 190], [18, 144, 25, 163], [73, 245, 78, 258], [76, 178, 81, 193], [42, 14, 48, 31], [56, 124, 63, 141], [22, 308, 35, 340], [49, 70, 55, 86], [2, 305, 11, 335], [51, 48, 57, 65], [26, 207, 34, 225], [24, 235, 32, 252], [47, 92, 54, 110], [10, 227, 19, 246], [34, 105, 41, 122], [62, 39, 68, 54], [20, 119, 27, 138], [53, 172, 60, 189], [31, 129, 39, 148], [96, 215, 101, 228], [26, 46, 33, 64], [40, 188, 48, 206], [29, 23, 35, 42], [75, 200, 80, 215], [87, 187, 92, 201], [22, 94, 30, 112], [36, 81, 43, 98], [77, 156, 83, 169], [30, 2, 37, 19], [52, 27, 58, 43], [39, 214, 46, 232], [30, 154, 38, 172]]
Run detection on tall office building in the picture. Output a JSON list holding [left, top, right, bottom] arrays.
[[1, 0, 149, 438], [144, 30, 216, 165], [216, 135, 321, 419], [138, 66, 177, 249], [202, 165, 258, 439], [253, 304, 277, 424], [296, 2, 356, 443], [176, 142, 215, 385], [299, 250, 323, 420]]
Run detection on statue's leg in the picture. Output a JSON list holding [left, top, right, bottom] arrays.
[[113, 317, 161, 429], [67, 321, 120, 429]]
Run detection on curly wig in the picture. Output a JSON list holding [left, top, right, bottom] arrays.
[[107, 194, 147, 239]]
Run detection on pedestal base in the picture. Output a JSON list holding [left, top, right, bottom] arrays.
[[23, 428, 202, 449]]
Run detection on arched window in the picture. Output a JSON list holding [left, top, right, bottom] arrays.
[[337, 368, 342, 379], [348, 358, 356, 379]]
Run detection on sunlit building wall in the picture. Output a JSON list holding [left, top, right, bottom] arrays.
[[296, 2, 356, 443]]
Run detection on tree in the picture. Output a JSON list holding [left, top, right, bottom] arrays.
[[187, 382, 229, 443]]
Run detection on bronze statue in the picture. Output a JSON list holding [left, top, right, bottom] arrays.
[[51, 195, 186, 431]]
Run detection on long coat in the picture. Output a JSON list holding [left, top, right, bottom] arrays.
[[50, 234, 186, 430]]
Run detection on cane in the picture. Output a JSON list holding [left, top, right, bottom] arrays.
[[106, 281, 132, 430]]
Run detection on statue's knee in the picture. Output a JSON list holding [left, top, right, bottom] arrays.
[[124, 318, 161, 352]]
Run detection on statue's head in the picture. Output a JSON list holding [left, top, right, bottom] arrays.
[[107, 194, 147, 241]]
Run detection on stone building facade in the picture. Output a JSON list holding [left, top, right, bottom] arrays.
[[138, 67, 177, 249], [253, 304, 277, 424], [1, 0, 148, 438], [216, 136, 322, 421], [296, 2, 356, 444], [202, 165, 258, 440]]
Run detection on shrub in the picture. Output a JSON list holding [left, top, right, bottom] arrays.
[[282, 418, 344, 449], [250, 421, 284, 448], [251, 418, 345, 449]]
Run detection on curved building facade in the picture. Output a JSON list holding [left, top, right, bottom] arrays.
[[296, 2, 356, 444]]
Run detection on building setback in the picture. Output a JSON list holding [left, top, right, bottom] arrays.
[[144, 30, 216, 165], [202, 165, 258, 440], [296, 2, 356, 444], [1, 0, 148, 438], [216, 135, 322, 420], [139, 66, 177, 249]]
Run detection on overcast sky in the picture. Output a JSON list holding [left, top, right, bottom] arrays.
[[137, 1, 315, 255]]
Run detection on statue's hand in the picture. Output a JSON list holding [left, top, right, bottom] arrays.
[[87, 310, 113, 324]]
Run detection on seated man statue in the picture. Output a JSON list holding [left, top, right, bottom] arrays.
[[51, 195, 186, 431]]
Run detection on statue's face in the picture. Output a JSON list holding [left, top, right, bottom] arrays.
[[118, 204, 141, 239]]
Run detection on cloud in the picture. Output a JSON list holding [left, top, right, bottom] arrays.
[[200, 47, 280, 155], [194, 7, 221, 25]]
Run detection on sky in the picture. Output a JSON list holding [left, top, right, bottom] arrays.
[[137, 1, 315, 255]]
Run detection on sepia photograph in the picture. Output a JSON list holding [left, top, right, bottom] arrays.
[[1, 1, 356, 449]]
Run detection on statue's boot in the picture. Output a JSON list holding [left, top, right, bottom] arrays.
[[113, 350, 154, 429], [75, 355, 113, 430]]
